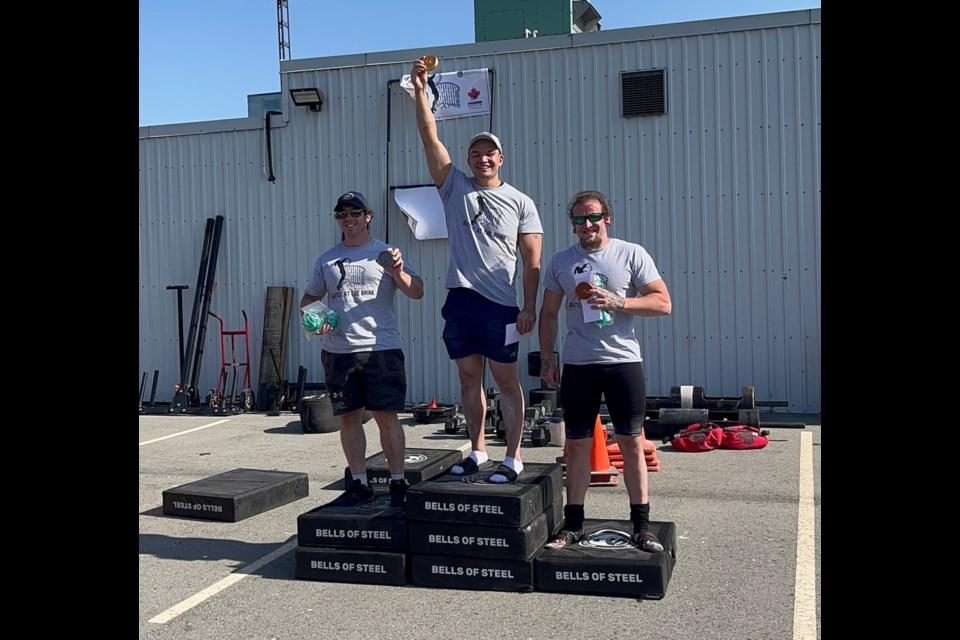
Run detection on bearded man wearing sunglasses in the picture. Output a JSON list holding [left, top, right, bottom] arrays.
[[537, 190, 672, 552], [300, 191, 424, 508]]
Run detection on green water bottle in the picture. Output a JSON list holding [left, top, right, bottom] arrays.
[[593, 274, 614, 328]]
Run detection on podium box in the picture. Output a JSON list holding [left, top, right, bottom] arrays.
[[411, 554, 535, 592], [162, 468, 308, 522], [295, 546, 407, 585], [409, 511, 548, 561], [297, 493, 408, 550], [534, 520, 677, 599], [406, 462, 562, 528]]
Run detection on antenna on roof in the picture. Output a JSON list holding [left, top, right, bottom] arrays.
[[277, 0, 291, 61]]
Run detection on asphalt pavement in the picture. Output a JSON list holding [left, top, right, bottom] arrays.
[[139, 410, 821, 640]]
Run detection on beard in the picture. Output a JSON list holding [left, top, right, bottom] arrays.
[[578, 231, 603, 249]]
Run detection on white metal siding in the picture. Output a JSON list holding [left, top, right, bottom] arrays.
[[139, 10, 821, 413]]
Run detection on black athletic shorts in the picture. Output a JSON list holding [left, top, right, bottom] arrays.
[[320, 349, 407, 415], [560, 361, 647, 438], [441, 287, 520, 363]]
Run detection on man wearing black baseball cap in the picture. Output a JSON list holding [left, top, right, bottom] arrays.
[[410, 57, 543, 484], [335, 191, 369, 214], [300, 190, 425, 507]]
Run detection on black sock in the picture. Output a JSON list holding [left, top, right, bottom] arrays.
[[630, 503, 650, 535], [563, 504, 585, 532]]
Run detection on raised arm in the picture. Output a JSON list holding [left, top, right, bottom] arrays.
[[411, 58, 452, 188]]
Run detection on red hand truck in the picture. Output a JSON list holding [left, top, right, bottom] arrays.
[[207, 310, 255, 413]]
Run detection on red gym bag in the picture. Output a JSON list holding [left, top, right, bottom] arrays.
[[719, 425, 770, 450], [668, 422, 724, 452]]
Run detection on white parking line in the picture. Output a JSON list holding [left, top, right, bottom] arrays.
[[139, 419, 231, 446], [149, 539, 298, 624], [792, 431, 817, 640]]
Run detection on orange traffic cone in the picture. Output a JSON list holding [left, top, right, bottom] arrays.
[[642, 428, 661, 472], [603, 429, 660, 472], [428, 397, 437, 409], [588, 416, 619, 486]]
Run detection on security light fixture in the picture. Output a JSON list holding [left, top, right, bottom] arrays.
[[290, 87, 324, 112]]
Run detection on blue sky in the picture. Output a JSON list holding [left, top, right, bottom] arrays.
[[139, 1, 820, 127]]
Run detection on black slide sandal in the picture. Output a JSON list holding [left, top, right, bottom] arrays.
[[449, 456, 480, 475], [488, 463, 518, 483]]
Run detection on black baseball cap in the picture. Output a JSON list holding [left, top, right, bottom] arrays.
[[335, 191, 370, 211]]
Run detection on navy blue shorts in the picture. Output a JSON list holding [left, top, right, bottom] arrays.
[[441, 288, 520, 363], [560, 362, 647, 438], [320, 349, 407, 415]]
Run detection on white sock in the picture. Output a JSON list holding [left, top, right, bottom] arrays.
[[391, 473, 405, 482], [353, 474, 368, 486]]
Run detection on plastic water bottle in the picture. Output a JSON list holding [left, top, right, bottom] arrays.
[[593, 274, 614, 328]]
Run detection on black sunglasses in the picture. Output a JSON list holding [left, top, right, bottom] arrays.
[[334, 208, 367, 220], [571, 212, 605, 225]]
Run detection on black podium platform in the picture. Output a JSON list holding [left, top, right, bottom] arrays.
[[405, 462, 563, 527], [297, 492, 407, 549], [295, 546, 408, 585], [411, 554, 536, 592], [292, 450, 680, 599], [534, 520, 677, 599], [409, 511, 549, 561], [162, 468, 309, 522], [405, 462, 562, 592]]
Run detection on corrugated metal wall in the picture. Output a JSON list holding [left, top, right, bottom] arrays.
[[139, 10, 821, 413]]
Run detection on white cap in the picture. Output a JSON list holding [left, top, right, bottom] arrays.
[[468, 131, 503, 152]]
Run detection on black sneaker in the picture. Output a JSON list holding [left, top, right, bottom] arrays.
[[328, 479, 375, 508], [389, 479, 409, 508], [545, 528, 584, 550]]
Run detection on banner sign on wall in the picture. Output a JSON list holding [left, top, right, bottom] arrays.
[[400, 68, 491, 121]]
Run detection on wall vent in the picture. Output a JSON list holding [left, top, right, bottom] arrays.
[[621, 69, 666, 118]]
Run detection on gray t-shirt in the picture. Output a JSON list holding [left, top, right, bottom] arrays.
[[543, 238, 663, 364], [304, 237, 419, 353], [439, 167, 543, 308]]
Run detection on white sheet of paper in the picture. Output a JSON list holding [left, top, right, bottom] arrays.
[[574, 271, 604, 322], [393, 187, 448, 240], [504, 323, 521, 345]]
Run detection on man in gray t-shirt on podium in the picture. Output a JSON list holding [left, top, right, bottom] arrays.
[[301, 191, 425, 509], [410, 56, 543, 484], [538, 190, 672, 553]]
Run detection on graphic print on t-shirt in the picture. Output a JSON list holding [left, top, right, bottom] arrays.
[[329, 259, 371, 300]]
